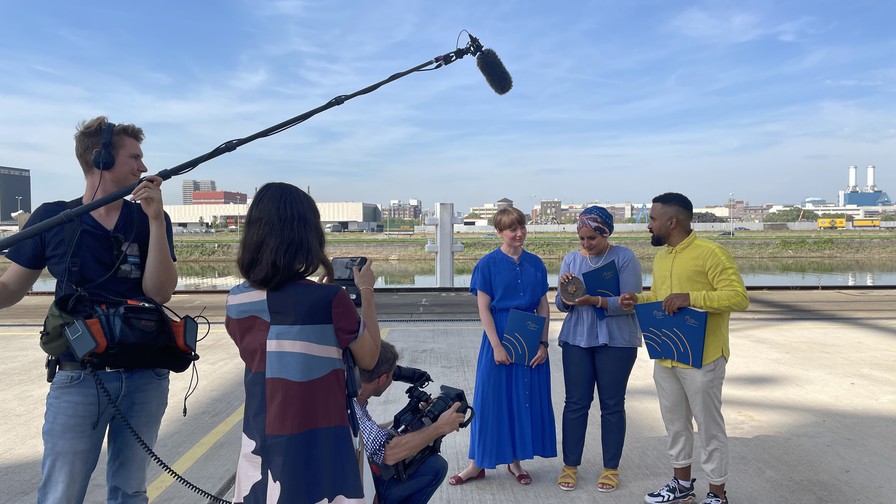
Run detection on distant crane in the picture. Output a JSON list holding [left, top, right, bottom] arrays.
[[634, 204, 648, 223]]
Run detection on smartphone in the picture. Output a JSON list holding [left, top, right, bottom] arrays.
[[332, 257, 368, 282], [332, 257, 368, 308], [64, 319, 98, 359]]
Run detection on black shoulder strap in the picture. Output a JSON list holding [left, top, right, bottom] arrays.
[[63, 198, 83, 287], [60, 199, 153, 294], [131, 202, 151, 275]]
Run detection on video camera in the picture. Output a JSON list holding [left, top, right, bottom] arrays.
[[391, 365, 473, 434], [387, 365, 474, 481]]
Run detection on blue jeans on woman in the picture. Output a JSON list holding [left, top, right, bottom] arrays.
[[560, 344, 637, 469], [373, 453, 448, 504], [37, 368, 170, 504]]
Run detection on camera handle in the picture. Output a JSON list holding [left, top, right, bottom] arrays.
[[458, 404, 475, 429]]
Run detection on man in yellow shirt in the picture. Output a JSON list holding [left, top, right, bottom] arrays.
[[621, 192, 748, 504]]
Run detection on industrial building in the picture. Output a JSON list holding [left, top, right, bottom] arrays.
[[191, 191, 247, 205], [839, 165, 892, 206], [794, 165, 894, 220], [382, 199, 423, 220], [181, 179, 218, 205], [162, 201, 380, 232], [0, 166, 31, 225], [467, 198, 514, 221]]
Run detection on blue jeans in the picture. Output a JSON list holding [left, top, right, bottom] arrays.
[[37, 368, 170, 504], [373, 453, 447, 504], [560, 344, 637, 468]]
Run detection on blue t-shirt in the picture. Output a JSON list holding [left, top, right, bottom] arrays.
[[6, 199, 176, 301]]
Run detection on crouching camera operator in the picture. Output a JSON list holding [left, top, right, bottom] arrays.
[[354, 341, 471, 504]]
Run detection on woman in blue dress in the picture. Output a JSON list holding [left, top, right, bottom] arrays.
[[448, 206, 557, 487]]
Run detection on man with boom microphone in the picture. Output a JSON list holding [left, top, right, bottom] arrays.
[[354, 341, 466, 504], [0, 116, 177, 503]]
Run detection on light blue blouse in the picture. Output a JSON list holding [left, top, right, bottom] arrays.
[[555, 246, 643, 348]]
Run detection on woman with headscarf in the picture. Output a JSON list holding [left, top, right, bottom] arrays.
[[554, 206, 642, 493]]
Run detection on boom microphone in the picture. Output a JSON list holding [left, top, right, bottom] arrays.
[[476, 47, 513, 95], [0, 31, 516, 255], [431, 33, 513, 95]]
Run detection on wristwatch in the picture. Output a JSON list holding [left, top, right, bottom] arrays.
[[539, 340, 549, 349]]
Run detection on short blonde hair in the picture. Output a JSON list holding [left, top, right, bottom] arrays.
[[74, 116, 145, 175], [493, 207, 527, 231]]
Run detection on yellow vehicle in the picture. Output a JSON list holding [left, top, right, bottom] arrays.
[[817, 218, 845, 229], [852, 218, 880, 228]]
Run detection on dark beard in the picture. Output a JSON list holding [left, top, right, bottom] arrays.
[[650, 234, 665, 247]]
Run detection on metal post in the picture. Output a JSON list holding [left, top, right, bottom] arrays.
[[729, 192, 734, 233], [424, 202, 464, 287], [236, 195, 242, 238]]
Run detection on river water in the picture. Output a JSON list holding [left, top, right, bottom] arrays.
[[23, 257, 896, 292]]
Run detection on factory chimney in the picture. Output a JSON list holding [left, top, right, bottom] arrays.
[[847, 165, 858, 192], [865, 165, 877, 192]]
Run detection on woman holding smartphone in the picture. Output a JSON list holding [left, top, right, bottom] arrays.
[[226, 182, 381, 504]]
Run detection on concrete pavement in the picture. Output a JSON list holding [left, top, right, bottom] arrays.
[[0, 289, 894, 503]]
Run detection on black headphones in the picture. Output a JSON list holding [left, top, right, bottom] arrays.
[[91, 121, 117, 170]]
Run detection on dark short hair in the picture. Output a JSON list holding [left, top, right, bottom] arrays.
[[652, 192, 693, 220], [237, 182, 333, 290], [359, 340, 399, 383]]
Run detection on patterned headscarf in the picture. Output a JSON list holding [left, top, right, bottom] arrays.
[[577, 206, 614, 237]]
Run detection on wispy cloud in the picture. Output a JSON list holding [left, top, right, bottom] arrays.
[[669, 8, 766, 44], [0, 0, 893, 213]]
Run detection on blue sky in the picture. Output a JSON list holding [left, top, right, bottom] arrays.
[[2, 0, 894, 214]]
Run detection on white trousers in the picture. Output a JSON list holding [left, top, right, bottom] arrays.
[[653, 357, 729, 485]]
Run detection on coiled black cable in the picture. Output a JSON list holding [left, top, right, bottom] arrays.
[[90, 369, 232, 504]]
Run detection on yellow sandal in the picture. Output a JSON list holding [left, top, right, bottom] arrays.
[[556, 466, 578, 491], [597, 468, 619, 493]]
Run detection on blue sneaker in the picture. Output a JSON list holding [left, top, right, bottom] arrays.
[[700, 491, 728, 504], [644, 478, 696, 503]]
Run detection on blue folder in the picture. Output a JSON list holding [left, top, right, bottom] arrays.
[[634, 302, 708, 368], [582, 260, 620, 320], [502, 309, 546, 366]]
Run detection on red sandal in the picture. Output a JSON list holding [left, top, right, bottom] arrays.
[[448, 468, 485, 485], [507, 465, 532, 485]]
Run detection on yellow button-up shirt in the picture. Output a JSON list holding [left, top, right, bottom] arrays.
[[637, 231, 749, 367]]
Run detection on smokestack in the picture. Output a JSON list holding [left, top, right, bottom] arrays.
[[866, 165, 877, 192], [847, 165, 858, 192]]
